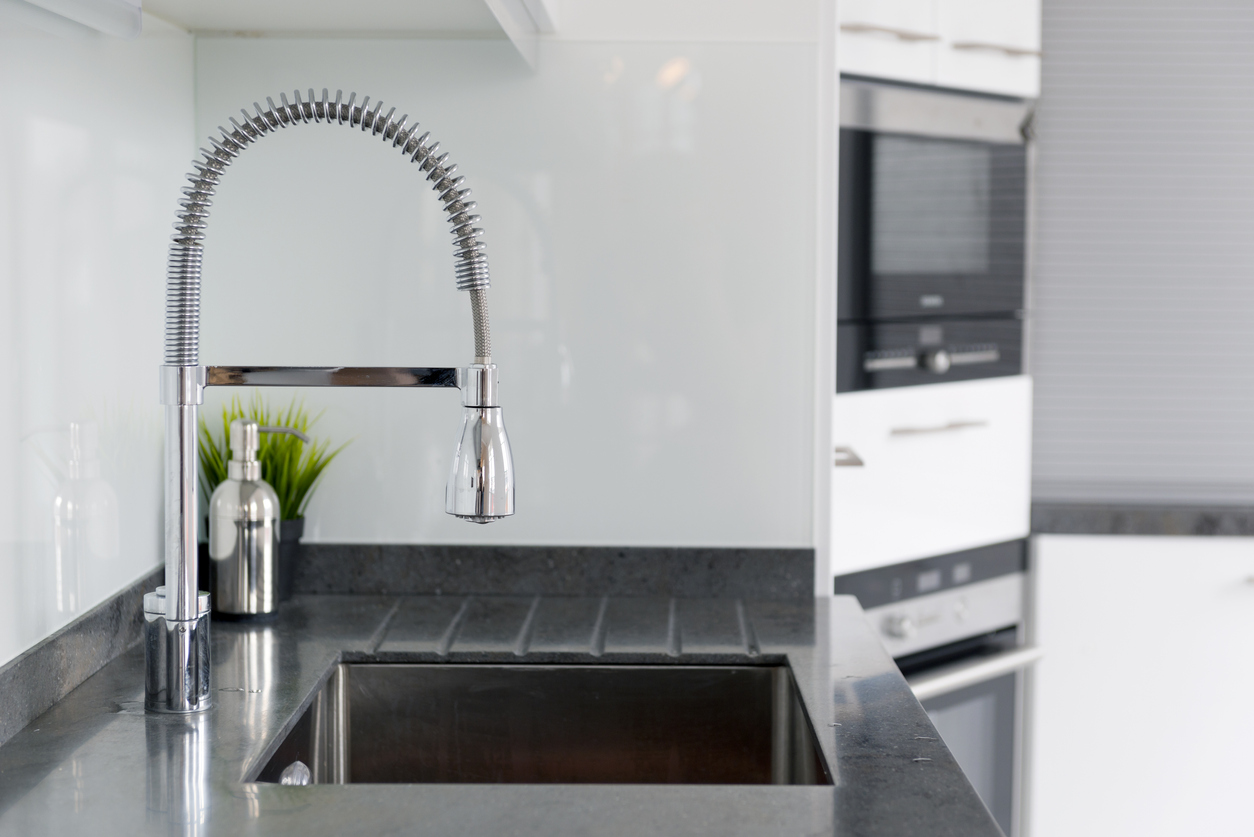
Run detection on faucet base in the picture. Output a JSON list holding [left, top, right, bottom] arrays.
[[144, 587, 212, 714]]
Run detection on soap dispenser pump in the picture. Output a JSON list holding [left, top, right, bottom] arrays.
[[208, 419, 307, 619]]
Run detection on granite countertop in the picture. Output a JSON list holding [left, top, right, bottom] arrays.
[[1031, 501, 1254, 536], [0, 594, 1000, 837]]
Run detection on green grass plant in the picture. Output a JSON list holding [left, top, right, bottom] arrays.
[[198, 394, 348, 521]]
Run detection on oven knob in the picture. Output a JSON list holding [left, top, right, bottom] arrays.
[[922, 349, 952, 374], [882, 614, 916, 640]]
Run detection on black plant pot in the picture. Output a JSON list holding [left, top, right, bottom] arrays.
[[197, 540, 211, 597], [278, 517, 304, 603]]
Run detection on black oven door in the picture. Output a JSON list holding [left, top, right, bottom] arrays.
[[839, 128, 1027, 322]]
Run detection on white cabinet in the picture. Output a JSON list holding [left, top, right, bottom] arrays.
[[936, 0, 1041, 98], [838, 0, 938, 87], [830, 376, 1032, 576], [1030, 535, 1254, 837], [143, 0, 558, 67], [839, 0, 1040, 98]]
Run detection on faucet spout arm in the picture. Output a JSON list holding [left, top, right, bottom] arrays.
[[204, 366, 460, 388]]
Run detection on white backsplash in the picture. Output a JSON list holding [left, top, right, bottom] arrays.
[[0, 11, 829, 668], [194, 37, 821, 548], [0, 18, 194, 666]]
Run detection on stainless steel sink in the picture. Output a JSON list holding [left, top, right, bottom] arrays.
[[255, 664, 830, 785]]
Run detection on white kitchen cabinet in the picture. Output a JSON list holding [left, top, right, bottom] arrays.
[[1030, 535, 1254, 837], [838, 0, 938, 86], [143, 0, 558, 66], [936, 0, 1040, 98], [830, 376, 1032, 576], [839, 0, 1040, 99]]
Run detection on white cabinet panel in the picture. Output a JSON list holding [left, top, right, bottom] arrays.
[[1031, 536, 1254, 837], [838, 0, 1040, 99], [838, 0, 938, 86], [831, 376, 1031, 575], [937, 0, 1041, 97]]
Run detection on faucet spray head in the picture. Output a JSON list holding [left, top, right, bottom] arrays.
[[446, 364, 514, 523]]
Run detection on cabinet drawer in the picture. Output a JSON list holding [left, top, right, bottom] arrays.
[[831, 376, 1031, 575], [839, 0, 1041, 99], [936, 0, 1041, 98], [838, 0, 938, 86]]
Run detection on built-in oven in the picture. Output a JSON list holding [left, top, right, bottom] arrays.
[[835, 539, 1041, 837], [838, 79, 1033, 392]]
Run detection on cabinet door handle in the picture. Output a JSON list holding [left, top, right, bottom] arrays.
[[908, 646, 1044, 702], [951, 40, 1042, 58], [889, 419, 988, 437], [834, 446, 865, 467], [840, 22, 940, 42]]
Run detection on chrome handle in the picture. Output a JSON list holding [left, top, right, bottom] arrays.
[[864, 353, 917, 372], [907, 646, 1044, 702], [890, 419, 988, 437], [951, 41, 1042, 58], [864, 346, 999, 374], [949, 348, 1000, 366], [841, 22, 940, 42], [834, 446, 865, 467], [206, 366, 459, 388]]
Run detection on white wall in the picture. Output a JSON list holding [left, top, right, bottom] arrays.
[[1030, 0, 1254, 504], [0, 2, 833, 670], [193, 24, 828, 549], [0, 15, 194, 666]]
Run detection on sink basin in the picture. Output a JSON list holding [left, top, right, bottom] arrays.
[[256, 664, 830, 785]]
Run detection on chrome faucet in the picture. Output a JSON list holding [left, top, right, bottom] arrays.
[[145, 89, 514, 714]]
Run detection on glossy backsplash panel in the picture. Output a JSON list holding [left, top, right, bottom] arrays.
[[193, 37, 820, 548], [0, 19, 194, 666], [0, 22, 823, 669]]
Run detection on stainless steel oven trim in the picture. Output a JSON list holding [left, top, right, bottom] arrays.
[[840, 78, 1032, 143], [862, 572, 1024, 658], [907, 645, 1043, 701]]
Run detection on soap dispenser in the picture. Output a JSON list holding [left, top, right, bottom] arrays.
[[208, 419, 306, 619], [52, 422, 119, 615]]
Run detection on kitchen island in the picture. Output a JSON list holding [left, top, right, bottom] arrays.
[[0, 594, 999, 836]]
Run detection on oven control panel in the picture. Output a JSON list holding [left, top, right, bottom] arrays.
[[861, 573, 1024, 659]]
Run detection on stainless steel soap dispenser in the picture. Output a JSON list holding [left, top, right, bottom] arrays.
[[208, 419, 306, 619]]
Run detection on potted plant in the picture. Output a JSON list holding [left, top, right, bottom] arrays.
[[198, 395, 347, 600]]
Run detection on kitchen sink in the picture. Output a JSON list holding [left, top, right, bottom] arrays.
[[255, 664, 830, 785]]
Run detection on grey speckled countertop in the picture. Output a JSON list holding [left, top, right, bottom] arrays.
[[1032, 502, 1254, 536], [0, 595, 999, 837]]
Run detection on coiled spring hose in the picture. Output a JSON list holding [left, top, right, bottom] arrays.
[[165, 88, 492, 366]]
